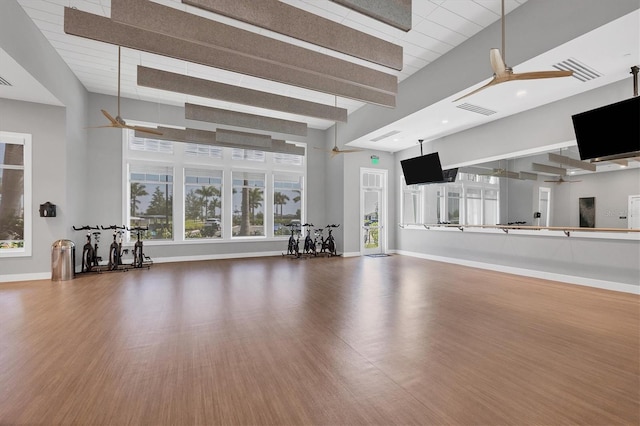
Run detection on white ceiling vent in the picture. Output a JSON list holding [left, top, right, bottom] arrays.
[[370, 129, 401, 142], [553, 58, 602, 82], [0, 75, 12, 86], [456, 103, 497, 116]]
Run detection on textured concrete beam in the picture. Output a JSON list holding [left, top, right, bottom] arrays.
[[330, 0, 411, 32], [64, 7, 396, 106], [138, 66, 347, 122], [111, 0, 397, 93], [182, 0, 403, 70], [185, 103, 307, 137]]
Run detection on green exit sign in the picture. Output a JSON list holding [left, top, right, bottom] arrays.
[[370, 155, 379, 165]]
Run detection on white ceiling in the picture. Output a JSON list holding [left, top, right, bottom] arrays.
[[4, 0, 639, 153]]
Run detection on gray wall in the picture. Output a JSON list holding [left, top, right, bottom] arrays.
[[1, 1, 89, 278], [0, 100, 69, 275]]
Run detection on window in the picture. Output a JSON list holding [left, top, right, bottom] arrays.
[[184, 169, 223, 239], [273, 174, 303, 236], [399, 169, 500, 227], [465, 187, 482, 225], [0, 132, 31, 257], [123, 130, 306, 242], [400, 177, 422, 225], [129, 165, 173, 240], [232, 172, 265, 237]]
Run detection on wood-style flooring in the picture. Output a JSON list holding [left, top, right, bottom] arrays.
[[0, 255, 638, 425]]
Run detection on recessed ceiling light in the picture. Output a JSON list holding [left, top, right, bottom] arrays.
[[516, 89, 527, 97], [441, 119, 448, 124]]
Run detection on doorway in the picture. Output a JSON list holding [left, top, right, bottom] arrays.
[[360, 168, 387, 256], [538, 187, 551, 227]]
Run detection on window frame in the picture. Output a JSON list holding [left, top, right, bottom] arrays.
[[0, 132, 32, 258], [121, 129, 306, 244]]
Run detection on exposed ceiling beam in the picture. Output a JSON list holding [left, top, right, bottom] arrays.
[[185, 103, 307, 137], [138, 66, 347, 123], [142, 127, 305, 155], [519, 171, 538, 181], [548, 152, 597, 171], [111, 0, 397, 96], [330, 0, 412, 32], [531, 163, 567, 176], [182, 0, 403, 70], [63, 7, 396, 107], [215, 128, 271, 148]]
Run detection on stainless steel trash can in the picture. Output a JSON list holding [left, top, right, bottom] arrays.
[[52, 239, 75, 281]]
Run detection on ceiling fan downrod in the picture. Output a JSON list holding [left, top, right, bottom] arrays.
[[631, 65, 638, 97]]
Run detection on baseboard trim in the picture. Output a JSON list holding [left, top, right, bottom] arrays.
[[153, 251, 283, 264], [0, 272, 51, 283], [341, 252, 361, 258], [396, 250, 639, 295]]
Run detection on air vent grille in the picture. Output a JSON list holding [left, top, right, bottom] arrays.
[[456, 103, 497, 116], [0, 76, 12, 86], [370, 129, 401, 142], [553, 58, 602, 82]]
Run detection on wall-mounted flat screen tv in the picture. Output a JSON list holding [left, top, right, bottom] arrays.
[[400, 152, 444, 185], [572, 96, 639, 161]]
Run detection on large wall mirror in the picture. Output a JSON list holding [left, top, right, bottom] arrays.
[[401, 144, 640, 231]]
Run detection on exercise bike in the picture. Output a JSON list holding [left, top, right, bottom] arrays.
[[128, 226, 153, 269], [73, 225, 101, 273], [102, 225, 128, 271], [282, 222, 301, 258], [302, 223, 316, 256], [324, 224, 339, 257]]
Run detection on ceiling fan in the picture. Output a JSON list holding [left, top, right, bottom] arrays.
[[544, 175, 581, 184], [315, 96, 362, 158], [453, 0, 574, 102], [91, 46, 162, 136]]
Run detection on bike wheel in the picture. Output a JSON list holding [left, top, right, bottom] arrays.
[[134, 245, 143, 268], [328, 240, 336, 256], [108, 245, 118, 270], [82, 245, 94, 272]]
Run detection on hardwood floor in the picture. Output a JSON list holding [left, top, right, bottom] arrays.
[[0, 255, 638, 425]]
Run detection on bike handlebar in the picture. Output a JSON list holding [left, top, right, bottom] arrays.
[[326, 224, 340, 228], [73, 225, 100, 231], [101, 225, 126, 230], [127, 226, 149, 231]]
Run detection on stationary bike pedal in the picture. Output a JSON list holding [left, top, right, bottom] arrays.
[[96, 256, 103, 262]]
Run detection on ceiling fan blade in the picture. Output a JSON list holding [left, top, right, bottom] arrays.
[[86, 124, 117, 129], [511, 70, 574, 80], [490, 48, 507, 76], [452, 77, 499, 102], [101, 109, 118, 125], [338, 148, 363, 153]]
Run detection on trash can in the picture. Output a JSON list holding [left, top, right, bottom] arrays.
[[52, 239, 75, 281]]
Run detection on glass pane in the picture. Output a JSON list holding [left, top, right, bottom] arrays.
[[0, 143, 24, 166], [129, 166, 173, 240], [273, 175, 303, 236], [184, 143, 223, 158], [185, 169, 223, 239], [232, 172, 265, 237], [363, 190, 380, 249], [0, 168, 25, 249], [447, 188, 461, 224], [484, 199, 499, 225]]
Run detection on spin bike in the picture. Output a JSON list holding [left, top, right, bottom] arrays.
[[128, 226, 153, 269], [73, 225, 101, 272], [302, 223, 317, 256], [282, 222, 301, 258], [323, 224, 339, 257], [102, 225, 128, 271]]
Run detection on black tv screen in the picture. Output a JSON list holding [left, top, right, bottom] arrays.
[[442, 168, 459, 183], [572, 96, 640, 161], [400, 152, 444, 185]]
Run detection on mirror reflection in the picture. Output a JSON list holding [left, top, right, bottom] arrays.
[[401, 146, 640, 230]]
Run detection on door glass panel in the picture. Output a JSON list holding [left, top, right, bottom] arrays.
[[363, 190, 380, 250]]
